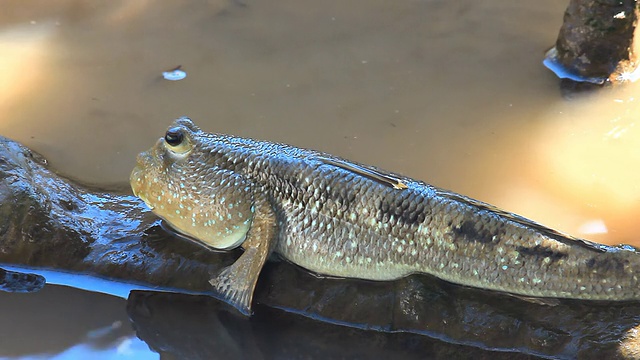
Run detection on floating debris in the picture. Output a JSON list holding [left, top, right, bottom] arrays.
[[162, 65, 187, 81]]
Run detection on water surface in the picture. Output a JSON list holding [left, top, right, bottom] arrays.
[[1, 1, 639, 358]]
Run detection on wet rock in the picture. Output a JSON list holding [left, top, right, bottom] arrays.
[[0, 135, 237, 288], [545, 0, 640, 84], [0, 267, 45, 293], [2, 134, 640, 358]]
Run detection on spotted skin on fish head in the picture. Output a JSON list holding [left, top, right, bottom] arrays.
[[131, 123, 254, 250]]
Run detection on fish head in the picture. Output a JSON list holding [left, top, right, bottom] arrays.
[[130, 117, 253, 250]]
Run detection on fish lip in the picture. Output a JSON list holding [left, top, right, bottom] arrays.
[[129, 174, 154, 210], [129, 164, 143, 196], [130, 149, 161, 211], [130, 152, 150, 199]]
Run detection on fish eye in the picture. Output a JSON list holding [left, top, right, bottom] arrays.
[[163, 126, 192, 156], [165, 127, 184, 146]]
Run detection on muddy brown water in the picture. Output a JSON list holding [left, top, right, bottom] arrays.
[[1, 1, 640, 358]]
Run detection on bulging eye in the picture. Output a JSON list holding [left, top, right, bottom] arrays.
[[165, 127, 184, 146], [163, 126, 192, 156]]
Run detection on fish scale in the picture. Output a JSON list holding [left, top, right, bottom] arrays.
[[131, 117, 640, 314]]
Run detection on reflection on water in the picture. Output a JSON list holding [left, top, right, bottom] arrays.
[[124, 290, 535, 360], [0, 23, 52, 115], [2, 0, 640, 359], [533, 87, 640, 244], [5, 260, 640, 359], [0, 285, 156, 359], [20, 336, 155, 360]]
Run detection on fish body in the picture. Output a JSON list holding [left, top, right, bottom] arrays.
[[131, 117, 640, 314]]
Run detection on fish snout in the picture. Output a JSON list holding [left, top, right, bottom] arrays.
[[130, 150, 154, 197]]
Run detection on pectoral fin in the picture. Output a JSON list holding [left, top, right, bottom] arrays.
[[505, 293, 561, 306], [209, 195, 277, 315]]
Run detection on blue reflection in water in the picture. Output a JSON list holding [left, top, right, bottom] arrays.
[[543, 47, 606, 84], [0, 266, 165, 360], [16, 336, 158, 360], [1, 264, 158, 299]]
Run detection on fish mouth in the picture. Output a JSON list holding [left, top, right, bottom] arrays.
[[130, 149, 163, 211], [130, 150, 153, 190], [130, 152, 151, 202], [129, 168, 154, 210]]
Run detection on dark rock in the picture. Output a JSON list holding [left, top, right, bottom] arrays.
[[0, 135, 237, 288], [545, 0, 640, 84]]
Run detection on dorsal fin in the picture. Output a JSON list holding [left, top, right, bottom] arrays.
[[438, 190, 609, 254], [317, 156, 408, 190]]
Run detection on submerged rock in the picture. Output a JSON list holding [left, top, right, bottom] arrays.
[[2, 135, 640, 358]]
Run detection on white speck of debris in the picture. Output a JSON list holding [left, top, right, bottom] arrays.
[[614, 11, 626, 19], [162, 68, 187, 81]]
